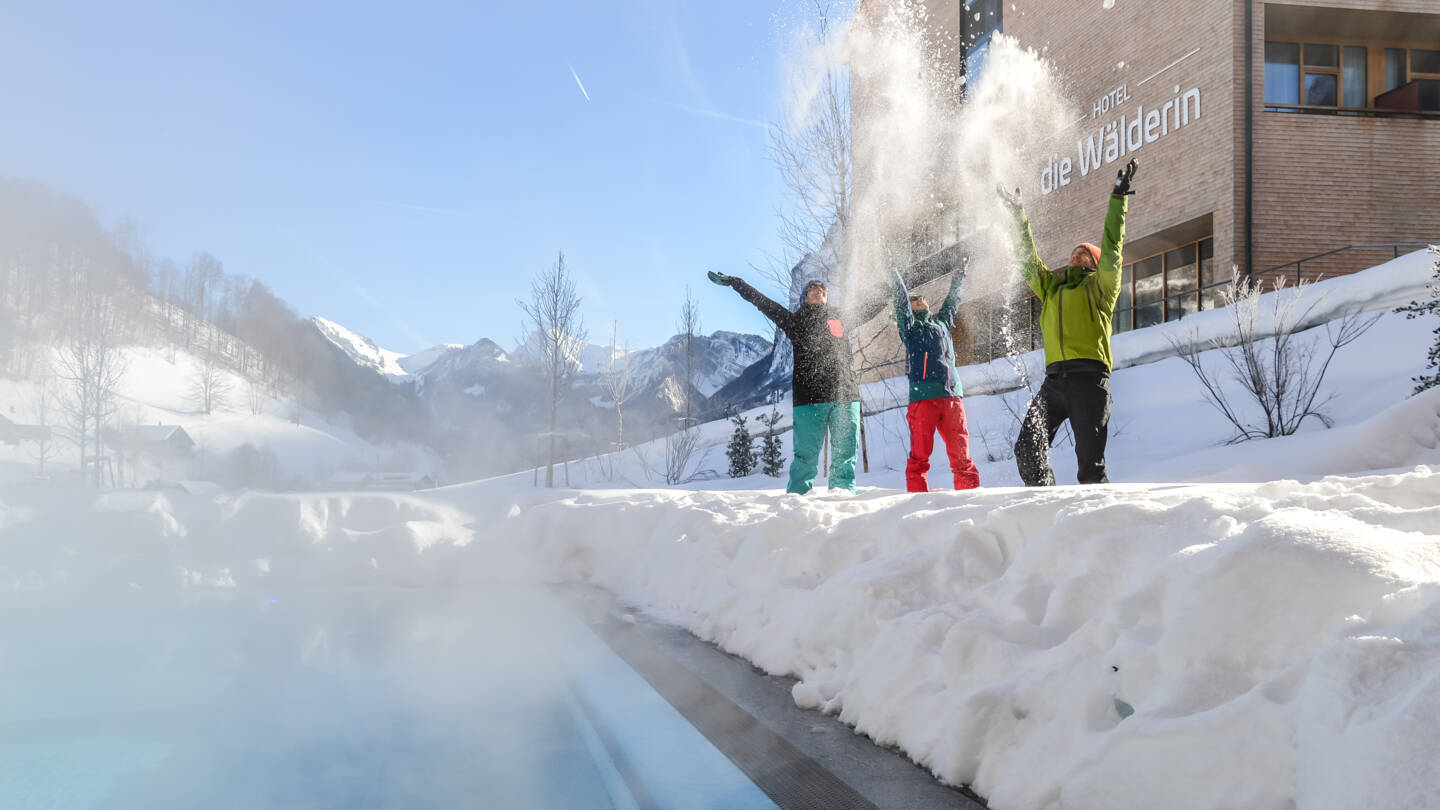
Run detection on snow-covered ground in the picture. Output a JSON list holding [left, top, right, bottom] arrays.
[[3, 250, 1438, 809]]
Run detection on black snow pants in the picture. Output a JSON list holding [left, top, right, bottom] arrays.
[[1014, 359, 1112, 486]]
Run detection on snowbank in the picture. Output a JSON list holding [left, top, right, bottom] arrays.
[[500, 472, 1440, 810], [4, 454, 1439, 809]]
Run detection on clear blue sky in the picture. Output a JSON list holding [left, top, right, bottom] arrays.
[[0, 0, 810, 352]]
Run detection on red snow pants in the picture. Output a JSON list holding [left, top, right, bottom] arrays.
[[906, 397, 980, 492]]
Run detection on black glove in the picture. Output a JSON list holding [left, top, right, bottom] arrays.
[[1113, 158, 1138, 195], [706, 270, 734, 287], [997, 184, 1023, 215]]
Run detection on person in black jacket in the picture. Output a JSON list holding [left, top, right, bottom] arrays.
[[707, 272, 860, 493]]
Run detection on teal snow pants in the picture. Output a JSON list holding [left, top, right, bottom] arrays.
[[788, 401, 861, 494]]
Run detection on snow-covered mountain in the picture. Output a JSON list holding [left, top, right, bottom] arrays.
[[311, 316, 465, 381], [604, 331, 773, 413], [312, 316, 410, 378], [411, 339, 512, 394], [315, 315, 771, 417]]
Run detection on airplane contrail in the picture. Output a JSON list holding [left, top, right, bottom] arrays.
[[570, 65, 591, 102]]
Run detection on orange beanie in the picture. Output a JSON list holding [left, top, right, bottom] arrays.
[[1079, 243, 1101, 267]]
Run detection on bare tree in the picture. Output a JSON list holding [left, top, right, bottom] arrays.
[[190, 336, 231, 414], [56, 276, 129, 486], [247, 376, 266, 416], [677, 286, 701, 424], [26, 371, 59, 476], [518, 251, 587, 488], [766, 0, 852, 294], [600, 321, 636, 450], [1169, 271, 1381, 443], [663, 425, 704, 485]]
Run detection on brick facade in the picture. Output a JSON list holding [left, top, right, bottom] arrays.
[[850, 0, 1439, 385], [1246, 0, 1440, 283]]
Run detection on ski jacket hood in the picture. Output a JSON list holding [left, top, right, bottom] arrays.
[[1014, 194, 1129, 370]]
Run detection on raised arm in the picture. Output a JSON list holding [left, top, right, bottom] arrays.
[[891, 269, 914, 343], [1097, 159, 1136, 312], [708, 271, 794, 333], [934, 261, 967, 327], [999, 185, 1050, 299], [1014, 210, 1052, 300]]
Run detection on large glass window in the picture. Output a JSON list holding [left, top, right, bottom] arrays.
[[1265, 42, 1301, 105], [1304, 43, 1339, 68], [1413, 49, 1440, 74], [1305, 73, 1338, 106], [1164, 244, 1199, 321], [1343, 46, 1367, 109], [1199, 240, 1222, 310], [1116, 237, 1215, 330], [1305, 43, 1341, 106], [1132, 255, 1164, 328], [1421, 80, 1440, 112], [1115, 264, 1133, 334], [1385, 48, 1408, 92], [1269, 41, 1440, 112], [963, 0, 1002, 88], [1415, 50, 1440, 112]]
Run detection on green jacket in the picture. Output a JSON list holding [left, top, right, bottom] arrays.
[[1014, 194, 1129, 370], [892, 269, 966, 402]]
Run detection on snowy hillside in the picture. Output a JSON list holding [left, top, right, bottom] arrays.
[[0, 341, 441, 488]]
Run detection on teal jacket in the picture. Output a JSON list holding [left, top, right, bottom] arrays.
[[892, 269, 966, 402]]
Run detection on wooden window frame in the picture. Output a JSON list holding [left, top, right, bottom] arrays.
[[1266, 37, 1440, 115], [1116, 236, 1215, 332]]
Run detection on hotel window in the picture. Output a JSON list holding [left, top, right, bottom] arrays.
[[1265, 41, 1368, 109], [1385, 48, 1407, 92], [1114, 237, 1216, 333], [1265, 42, 1301, 105], [1414, 49, 1440, 111], [963, 0, 1002, 87], [1381, 47, 1440, 111]]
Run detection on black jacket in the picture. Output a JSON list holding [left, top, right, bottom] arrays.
[[731, 278, 859, 407]]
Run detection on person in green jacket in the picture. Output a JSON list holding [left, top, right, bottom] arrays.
[[999, 158, 1136, 486]]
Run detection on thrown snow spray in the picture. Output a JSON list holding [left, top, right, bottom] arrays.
[[777, 0, 1078, 306]]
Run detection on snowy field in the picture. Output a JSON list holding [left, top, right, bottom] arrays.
[[3, 251, 1439, 809]]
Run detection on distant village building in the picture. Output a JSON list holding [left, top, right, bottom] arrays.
[[328, 471, 438, 491], [109, 425, 196, 458], [0, 413, 53, 445]]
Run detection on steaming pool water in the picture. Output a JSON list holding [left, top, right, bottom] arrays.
[[0, 586, 781, 809]]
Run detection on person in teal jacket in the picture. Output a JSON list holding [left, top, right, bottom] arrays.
[[891, 265, 980, 492]]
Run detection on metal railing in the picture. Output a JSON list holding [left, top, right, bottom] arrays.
[[1264, 104, 1440, 120]]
